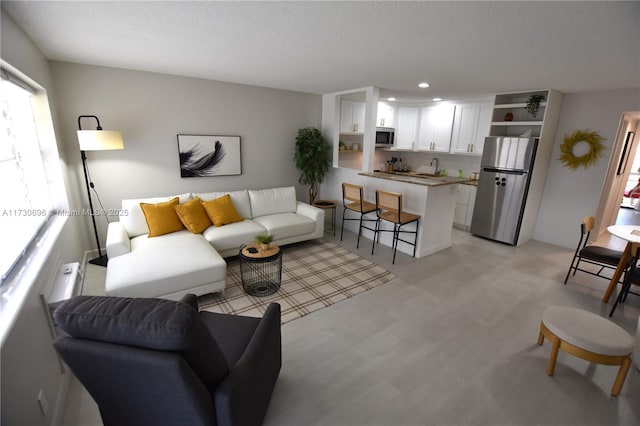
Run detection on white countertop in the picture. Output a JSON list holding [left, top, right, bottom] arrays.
[[359, 171, 476, 187]]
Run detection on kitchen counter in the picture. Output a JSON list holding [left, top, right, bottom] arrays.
[[352, 172, 467, 260], [359, 171, 476, 187]]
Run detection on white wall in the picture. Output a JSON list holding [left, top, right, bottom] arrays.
[[533, 88, 640, 248], [49, 62, 322, 250], [1, 10, 84, 426]]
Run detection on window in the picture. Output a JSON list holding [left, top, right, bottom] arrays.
[[0, 68, 61, 283]]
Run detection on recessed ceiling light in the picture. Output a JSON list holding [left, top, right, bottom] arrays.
[[432, 97, 442, 101], [418, 82, 430, 88], [387, 97, 396, 101]]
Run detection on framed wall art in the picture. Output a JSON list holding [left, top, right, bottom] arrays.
[[617, 131, 635, 176], [177, 134, 241, 177]]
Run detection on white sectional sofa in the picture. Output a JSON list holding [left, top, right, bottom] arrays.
[[105, 186, 324, 300]]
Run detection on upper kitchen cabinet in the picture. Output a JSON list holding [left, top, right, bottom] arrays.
[[340, 99, 366, 134], [450, 103, 493, 155], [395, 106, 419, 150], [377, 102, 395, 127], [417, 104, 455, 152], [490, 90, 549, 138]]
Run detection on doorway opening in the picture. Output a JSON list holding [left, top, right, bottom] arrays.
[[594, 111, 640, 235]]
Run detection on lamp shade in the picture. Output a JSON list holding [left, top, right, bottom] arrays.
[[77, 130, 124, 151]]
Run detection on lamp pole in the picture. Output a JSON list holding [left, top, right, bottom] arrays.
[[78, 115, 108, 267]]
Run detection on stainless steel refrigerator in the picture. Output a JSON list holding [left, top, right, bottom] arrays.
[[470, 136, 539, 245]]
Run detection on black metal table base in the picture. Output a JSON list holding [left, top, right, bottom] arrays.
[[244, 281, 280, 297]]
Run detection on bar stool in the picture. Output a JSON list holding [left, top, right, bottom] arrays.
[[372, 189, 420, 264], [341, 183, 377, 248]]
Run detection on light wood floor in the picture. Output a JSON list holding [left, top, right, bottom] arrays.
[[66, 229, 640, 426]]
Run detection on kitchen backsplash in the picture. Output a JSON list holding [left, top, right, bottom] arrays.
[[375, 151, 481, 178]]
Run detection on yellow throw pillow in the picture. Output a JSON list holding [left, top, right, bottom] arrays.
[[202, 194, 244, 227], [174, 197, 212, 234], [139, 197, 185, 237]]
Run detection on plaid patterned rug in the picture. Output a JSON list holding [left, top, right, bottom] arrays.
[[198, 240, 395, 323]]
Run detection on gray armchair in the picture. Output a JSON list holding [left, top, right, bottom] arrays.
[[53, 294, 281, 426]]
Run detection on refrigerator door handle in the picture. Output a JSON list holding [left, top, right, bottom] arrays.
[[482, 167, 528, 176]]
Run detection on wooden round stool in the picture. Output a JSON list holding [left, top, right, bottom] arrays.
[[537, 306, 634, 396]]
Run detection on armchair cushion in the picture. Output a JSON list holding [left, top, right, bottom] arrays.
[[54, 296, 229, 392]]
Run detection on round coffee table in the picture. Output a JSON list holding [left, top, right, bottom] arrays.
[[239, 243, 282, 296]]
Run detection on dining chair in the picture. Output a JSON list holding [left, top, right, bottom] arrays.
[[341, 183, 377, 248], [610, 243, 640, 317], [564, 216, 626, 285], [371, 189, 420, 264]]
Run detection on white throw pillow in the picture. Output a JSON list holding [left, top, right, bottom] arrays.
[[120, 193, 191, 237], [248, 187, 297, 218]]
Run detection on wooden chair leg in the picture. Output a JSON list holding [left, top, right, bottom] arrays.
[[546, 335, 561, 376], [537, 328, 544, 345], [603, 242, 632, 303], [611, 357, 632, 396]]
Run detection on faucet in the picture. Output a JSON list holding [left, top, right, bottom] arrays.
[[430, 158, 439, 175]]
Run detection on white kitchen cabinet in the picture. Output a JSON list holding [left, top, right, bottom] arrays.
[[453, 184, 477, 231], [417, 104, 455, 152], [340, 100, 366, 134], [450, 103, 493, 155], [465, 185, 477, 230], [395, 106, 419, 150], [377, 102, 395, 127]]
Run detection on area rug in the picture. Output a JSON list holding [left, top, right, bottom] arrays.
[[198, 240, 395, 323]]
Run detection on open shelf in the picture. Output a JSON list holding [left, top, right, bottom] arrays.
[[493, 102, 547, 109], [491, 121, 544, 126]]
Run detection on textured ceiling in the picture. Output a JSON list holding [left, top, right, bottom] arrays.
[[3, 1, 639, 101]]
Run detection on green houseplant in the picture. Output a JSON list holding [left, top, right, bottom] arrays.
[[526, 95, 545, 118], [254, 232, 274, 250], [294, 127, 331, 204]]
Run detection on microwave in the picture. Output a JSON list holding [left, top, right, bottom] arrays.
[[375, 127, 395, 147]]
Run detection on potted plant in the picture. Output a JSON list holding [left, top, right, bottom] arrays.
[[254, 232, 274, 250], [526, 95, 545, 118], [294, 127, 331, 204]]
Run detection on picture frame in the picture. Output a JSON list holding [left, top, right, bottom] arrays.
[[177, 134, 241, 177], [616, 131, 635, 176]]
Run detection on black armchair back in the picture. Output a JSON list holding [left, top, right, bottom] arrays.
[[53, 295, 281, 426]]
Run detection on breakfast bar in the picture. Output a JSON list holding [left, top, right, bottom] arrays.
[[357, 171, 475, 258]]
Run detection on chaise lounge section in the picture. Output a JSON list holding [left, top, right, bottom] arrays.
[[105, 186, 323, 300]]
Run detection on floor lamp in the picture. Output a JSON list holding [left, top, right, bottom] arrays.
[[77, 115, 124, 267]]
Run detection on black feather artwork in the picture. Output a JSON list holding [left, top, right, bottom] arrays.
[[179, 141, 226, 177]]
